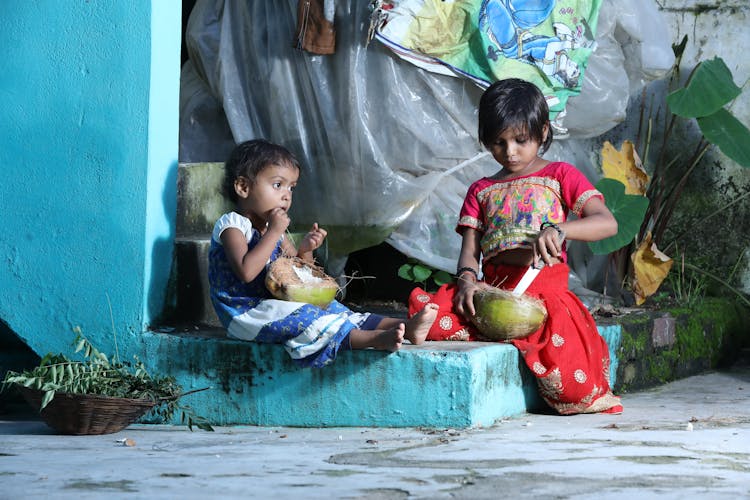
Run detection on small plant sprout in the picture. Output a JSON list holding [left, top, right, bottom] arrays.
[[398, 259, 454, 291]]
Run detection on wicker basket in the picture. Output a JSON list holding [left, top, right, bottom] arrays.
[[17, 385, 157, 435]]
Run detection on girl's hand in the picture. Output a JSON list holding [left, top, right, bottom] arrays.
[[533, 225, 564, 268], [454, 277, 486, 317], [454, 228, 483, 317], [266, 208, 291, 236], [297, 223, 327, 255]]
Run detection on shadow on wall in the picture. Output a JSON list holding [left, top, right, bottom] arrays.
[[343, 242, 414, 305], [146, 161, 178, 325], [0, 319, 40, 411]]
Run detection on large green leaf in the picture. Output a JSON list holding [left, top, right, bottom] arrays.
[[697, 108, 750, 168], [666, 57, 740, 118], [588, 178, 649, 255]]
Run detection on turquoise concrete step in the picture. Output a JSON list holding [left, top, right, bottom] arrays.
[[143, 325, 621, 428]]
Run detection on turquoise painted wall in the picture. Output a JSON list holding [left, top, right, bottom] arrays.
[[0, 1, 181, 357]]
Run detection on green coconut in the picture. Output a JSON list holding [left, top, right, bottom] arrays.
[[265, 256, 339, 307], [471, 289, 547, 340]]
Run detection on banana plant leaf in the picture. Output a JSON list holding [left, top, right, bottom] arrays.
[[666, 57, 740, 118], [698, 108, 750, 168], [588, 178, 649, 255]]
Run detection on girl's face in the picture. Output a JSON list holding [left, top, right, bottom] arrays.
[[488, 125, 547, 175], [236, 163, 299, 227]]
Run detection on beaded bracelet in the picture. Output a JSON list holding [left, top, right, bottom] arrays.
[[456, 267, 478, 280], [540, 221, 566, 241]]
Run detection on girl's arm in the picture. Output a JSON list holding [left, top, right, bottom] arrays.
[[222, 209, 289, 283], [536, 197, 618, 266], [454, 228, 483, 317], [563, 197, 618, 241]]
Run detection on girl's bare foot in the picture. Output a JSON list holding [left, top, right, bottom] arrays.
[[349, 324, 405, 352], [405, 303, 438, 345]]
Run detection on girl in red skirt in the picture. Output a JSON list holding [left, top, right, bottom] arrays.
[[409, 78, 622, 414]]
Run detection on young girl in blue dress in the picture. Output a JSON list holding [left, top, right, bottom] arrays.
[[209, 139, 438, 368]]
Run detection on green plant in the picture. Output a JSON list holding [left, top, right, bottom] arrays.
[[590, 37, 750, 303], [679, 255, 750, 309], [587, 178, 649, 256], [645, 45, 750, 246], [1, 328, 213, 431], [667, 250, 708, 307], [398, 259, 453, 291]]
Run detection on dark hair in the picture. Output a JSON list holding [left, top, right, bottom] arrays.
[[478, 78, 553, 154], [222, 139, 301, 203]]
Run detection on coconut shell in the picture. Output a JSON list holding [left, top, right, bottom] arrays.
[[470, 289, 547, 340], [265, 256, 339, 307]]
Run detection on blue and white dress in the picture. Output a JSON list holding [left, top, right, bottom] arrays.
[[208, 212, 382, 368]]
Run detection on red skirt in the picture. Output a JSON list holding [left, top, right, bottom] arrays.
[[409, 263, 622, 415]]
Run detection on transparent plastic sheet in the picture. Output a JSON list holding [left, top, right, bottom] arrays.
[[179, 60, 236, 164], [563, 0, 675, 138], [182, 0, 490, 275], [180, 0, 673, 289]]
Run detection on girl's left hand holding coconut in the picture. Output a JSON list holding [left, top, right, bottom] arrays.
[[453, 260, 493, 318]]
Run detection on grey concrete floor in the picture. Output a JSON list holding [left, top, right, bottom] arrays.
[[1, 364, 749, 500]]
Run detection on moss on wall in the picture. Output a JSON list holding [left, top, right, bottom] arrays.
[[613, 298, 748, 393]]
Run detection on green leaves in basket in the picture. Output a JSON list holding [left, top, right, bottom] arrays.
[[1, 329, 214, 431], [41, 389, 55, 410]]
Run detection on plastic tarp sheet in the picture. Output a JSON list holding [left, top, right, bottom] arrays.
[[372, 0, 602, 132], [180, 0, 673, 288]]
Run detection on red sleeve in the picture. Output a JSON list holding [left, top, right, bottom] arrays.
[[456, 179, 486, 235], [557, 163, 604, 216]]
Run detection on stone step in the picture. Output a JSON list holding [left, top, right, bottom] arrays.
[[176, 162, 230, 238], [169, 162, 223, 326], [170, 236, 220, 327], [145, 326, 621, 427]]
